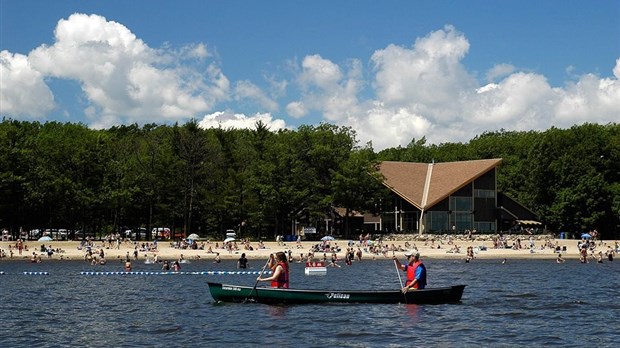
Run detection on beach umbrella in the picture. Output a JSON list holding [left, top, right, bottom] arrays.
[[38, 236, 53, 242], [224, 237, 236, 243], [187, 233, 200, 240], [321, 236, 335, 241], [581, 233, 592, 239]]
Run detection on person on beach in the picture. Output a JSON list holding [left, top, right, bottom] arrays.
[[466, 246, 474, 262], [30, 252, 41, 263], [237, 253, 249, 269], [393, 251, 427, 292], [257, 251, 289, 288], [213, 252, 221, 263], [606, 246, 615, 261], [162, 260, 170, 271]]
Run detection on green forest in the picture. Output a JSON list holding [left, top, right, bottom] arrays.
[[1, 119, 619, 239]]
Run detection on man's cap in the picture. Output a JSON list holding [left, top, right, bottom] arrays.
[[404, 250, 419, 257]]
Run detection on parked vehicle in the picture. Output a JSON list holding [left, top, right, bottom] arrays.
[[31, 229, 70, 241], [152, 227, 171, 239], [1, 229, 12, 241], [72, 230, 97, 240], [29, 229, 42, 240], [57, 229, 69, 240], [172, 229, 186, 239], [126, 228, 147, 240]]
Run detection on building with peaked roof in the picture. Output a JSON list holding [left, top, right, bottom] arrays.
[[375, 159, 538, 234]]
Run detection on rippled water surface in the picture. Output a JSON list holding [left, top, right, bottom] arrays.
[[1, 257, 618, 347]]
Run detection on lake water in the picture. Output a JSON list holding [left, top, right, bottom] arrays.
[[0, 257, 618, 347]]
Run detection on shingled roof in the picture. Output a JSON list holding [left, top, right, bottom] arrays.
[[379, 159, 502, 210]]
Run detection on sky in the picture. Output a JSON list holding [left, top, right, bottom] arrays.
[[1, 0, 619, 150]]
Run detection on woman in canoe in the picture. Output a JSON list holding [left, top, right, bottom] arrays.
[[257, 251, 289, 288]]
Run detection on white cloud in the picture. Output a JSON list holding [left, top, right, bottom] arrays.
[[288, 25, 619, 150], [370, 25, 475, 115], [285, 101, 308, 118], [0, 50, 55, 117], [466, 72, 556, 128], [2, 14, 619, 151], [265, 75, 288, 98], [351, 102, 434, 150], [187, 43, 209, 60], [486, 63, 516, 83], [198, 110, 287, 131], [13, 13, 234, 127], [288, 55, 363, 122], [235, 80, 279, 112], [287, 26, 478, 148], [554, 72, 620, 125]]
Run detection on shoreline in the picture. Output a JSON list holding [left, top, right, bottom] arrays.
[[1, 236, 616, 263]]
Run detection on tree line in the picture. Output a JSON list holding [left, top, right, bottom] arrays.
[[1, 119, 618, 239]]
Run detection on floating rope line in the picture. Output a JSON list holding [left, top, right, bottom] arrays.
[[79, 271, 272, 276], [22, 271, 49, 275]]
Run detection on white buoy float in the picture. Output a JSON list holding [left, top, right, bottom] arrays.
[[304, 261, 327, 275]]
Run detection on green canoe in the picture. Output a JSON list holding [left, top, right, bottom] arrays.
[[207, 282, 465, 305]]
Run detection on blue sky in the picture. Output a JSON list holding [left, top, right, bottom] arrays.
[[1, 0, 619, 150]]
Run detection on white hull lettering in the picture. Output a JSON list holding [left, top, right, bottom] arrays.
[[325, 292, 350, 299]]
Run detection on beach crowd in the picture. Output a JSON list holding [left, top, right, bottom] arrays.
[[1, 233, 619, 269]]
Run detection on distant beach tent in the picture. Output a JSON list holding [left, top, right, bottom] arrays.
[[187, 233, 200, 240], [320, 236, 335, 241], [224, 237, 236, 243], [515, 220, 543, 226], [38, 236, 53, 242], [581, 233, 592, 239]]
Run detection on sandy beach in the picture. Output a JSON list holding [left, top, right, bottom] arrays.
[[1, 234, 614, 264]]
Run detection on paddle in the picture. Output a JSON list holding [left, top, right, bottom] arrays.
[[243, 255, 271, 303], [394, 255, 408, 304], [394, 259, 404, 289]]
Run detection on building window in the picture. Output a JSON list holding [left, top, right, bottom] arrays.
[[454, 212, 473, 232], [401, 211, 419, 232], [427, 211, 449, 232], [449, 196, 473, 232], [475, 221, 496, 232], [474, 189, 495, 198], [450, 196, 472, 211]]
